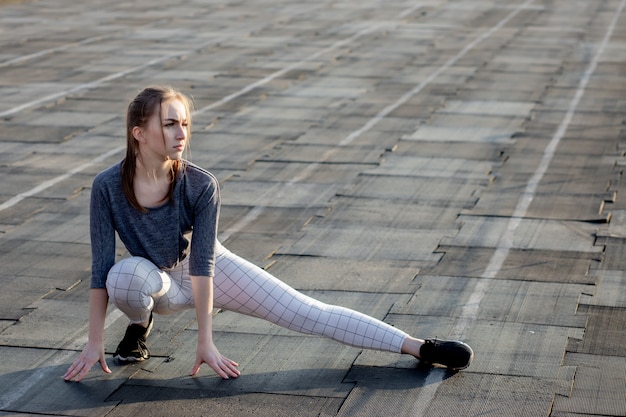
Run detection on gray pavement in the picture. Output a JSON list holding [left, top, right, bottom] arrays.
[[0, 0, 625, 415]]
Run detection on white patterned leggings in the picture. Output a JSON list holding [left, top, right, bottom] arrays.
[[106, 248, 408, 353]]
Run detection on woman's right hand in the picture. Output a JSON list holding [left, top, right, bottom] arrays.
[[63, 341, 111, 382]]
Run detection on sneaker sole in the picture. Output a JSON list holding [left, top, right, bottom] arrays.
[[114, 354, 148, 362]]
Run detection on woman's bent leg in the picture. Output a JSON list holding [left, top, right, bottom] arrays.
[[213, 249, 408, 353], [106, 256, 193, 323]]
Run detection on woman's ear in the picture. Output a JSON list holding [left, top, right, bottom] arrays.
[[132, 126, 145, 143]]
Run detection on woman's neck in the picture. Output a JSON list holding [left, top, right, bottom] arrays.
[[136, 154, 172, 183], [133, 155, 175, 208]]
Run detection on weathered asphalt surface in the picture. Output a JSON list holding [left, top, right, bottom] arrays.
[[0, 0, 625, 416]]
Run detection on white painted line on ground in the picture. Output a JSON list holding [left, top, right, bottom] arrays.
[[192, 22, 388, 116], [221, 0, 536, 234], [0, 35, 109, 68], [0, 41, 218, 119], [451, 0, 625, 341], [0, 146, 125, 212], [0, 19, 390, 212], [412, 0, 624, 413]]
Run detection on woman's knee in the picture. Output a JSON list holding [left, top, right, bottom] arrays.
[[106, 256, 170, 297]]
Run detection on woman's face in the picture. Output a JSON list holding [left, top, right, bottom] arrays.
[[137, 98, 189, 161]]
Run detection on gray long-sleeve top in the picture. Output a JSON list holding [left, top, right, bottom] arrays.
[[90, 160, 223, 288]]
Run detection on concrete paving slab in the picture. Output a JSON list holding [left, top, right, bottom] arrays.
[[6, 209, 90, 244], [2, 168, 88, 203], [296, 130, 401, 151], [0, 347, 120, 417], [220, 232, 301, 266], [187, 132, 287, 171], [402, 125, 517, 144], [0, 298, 97, 350], [392, 66, 477, 87], [466, 190, 610, 222], [492, 172, 617, 198], [207, 115, 312, 139], [412, 372, 568, 417], [337, 367, 453, 417], [596, 236, 626, 271], [440, 100, 536, 118], [457, 85, 547, 102], [265, 255, 423, 293], [581, 270, 626, 308], [219, 179, 337, 208], [425, 246, 599, 284], [106, 387, 343, 417], [18, 110, 118, 128], [573, 305, 626, 358], [441, 215, 603, 253], [337, 175, 485, 208], [365, 154, 495, 180], [486, 55, 562, 74], [0, 197, 51, 231], [0, 275, 81, 321], [554, 353, 626, 417], [393, 139, 508, 162], [391, 276, 588, 328], [282, 224, 446, 262], [220, 206, 321, 237], [259, 143, 384, 165], [318, 196, 461, 229], [598, 209, 626, 238], [132, 331, 357, 398], [0, 240, 90, 283], [0, 124, 84, 144], [430, 113, 528, 131]]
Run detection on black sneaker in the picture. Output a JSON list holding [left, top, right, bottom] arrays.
[[419, 339, 474, 370], [114, 314, 153, 362]]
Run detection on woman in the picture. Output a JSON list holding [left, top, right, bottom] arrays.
[[64, 86, 473, 382]]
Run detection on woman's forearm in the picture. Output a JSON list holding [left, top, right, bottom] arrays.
[[190, 275, 214, 344], [189, 274, 240, 378], [88, 288, 109, 344]]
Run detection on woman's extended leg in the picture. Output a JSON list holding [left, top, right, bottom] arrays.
[[106, 254, 473, 369], [213, 248, 408, 353]]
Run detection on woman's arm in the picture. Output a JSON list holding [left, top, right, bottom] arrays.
[[189, 274, 240, 379], [64, 288, 111, 381]]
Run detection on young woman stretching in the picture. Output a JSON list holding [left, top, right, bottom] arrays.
[[64, 86, 473, 382]]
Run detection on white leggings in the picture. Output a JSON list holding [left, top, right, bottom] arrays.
[[106, 248, 408, 353]]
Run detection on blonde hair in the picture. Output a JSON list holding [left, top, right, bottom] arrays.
[[122, 86, 193, 212]]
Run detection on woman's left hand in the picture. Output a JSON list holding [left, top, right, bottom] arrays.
[[190, 339, 240, 379]]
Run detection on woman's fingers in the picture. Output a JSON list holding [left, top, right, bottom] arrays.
[[64, 348, 111, 382], [99, 357, 112, 374], [190, 355, 240, 379], [63, 362, 78, 381], [224, 359, 240, 377], [212, 357, 237, 379], [189, 360, 202, 377], [64, 358, 90, 382]]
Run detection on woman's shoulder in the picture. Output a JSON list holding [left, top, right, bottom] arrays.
[[182, 160, 218, 187], [93, 161, 123, 186]]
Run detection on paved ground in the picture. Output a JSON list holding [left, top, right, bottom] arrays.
[[0, 0, 625, 416]]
